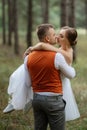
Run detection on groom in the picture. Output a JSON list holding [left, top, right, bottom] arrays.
[[26, 24, 76, 130]]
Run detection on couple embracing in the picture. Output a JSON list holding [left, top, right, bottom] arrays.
[[3, 24, 80, 130]]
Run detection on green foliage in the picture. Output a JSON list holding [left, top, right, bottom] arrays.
[[0, 0, 87, 32], [75, 0, 86, 27]]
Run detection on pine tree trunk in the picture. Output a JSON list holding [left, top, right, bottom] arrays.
[[68, 0, 75, 27], [2, 0, 6, 45], [41, 0, 49, 23], [27, 0, 32, 48], [7, 0, 13, 46], [85, 0, 87, 33], [13, 0, 19, 54], [68, 0, 76, 62], [60, 0, 67, 27]]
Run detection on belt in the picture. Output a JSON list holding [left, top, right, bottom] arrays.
[[33, 93, 62, 100]]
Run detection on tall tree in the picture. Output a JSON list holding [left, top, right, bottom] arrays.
[[68, 0, 75, 27], [60, 0, 67, 27], [68, 0, 76, 62], [60, 0, 76, 62], [7, 0, 19, 54], [7, 0, 13, 46], [26, 0, 33, 48], [41, 0, 49, 23], [2, 0, 6, 45], [85, 0, 87, 33], [13, 0, 19, 54]]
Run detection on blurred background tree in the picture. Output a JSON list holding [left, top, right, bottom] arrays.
[[0, 0, 87, 56], [26, 0, 33, 48]]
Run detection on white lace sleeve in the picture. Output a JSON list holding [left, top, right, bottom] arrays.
[[24, 55, 31, 87], [55, 53, 76, 79]]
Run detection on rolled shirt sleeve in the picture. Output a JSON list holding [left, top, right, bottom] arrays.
[[54, 53, 76, 79], [24, 55, 32, 87]]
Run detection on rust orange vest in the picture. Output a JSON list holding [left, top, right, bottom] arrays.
[[27, 51, 62, 94]]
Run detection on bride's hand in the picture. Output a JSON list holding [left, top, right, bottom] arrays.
[[23, 47, 33, 58]]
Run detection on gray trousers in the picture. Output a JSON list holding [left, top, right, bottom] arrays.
[[32, 93, 66, 130]]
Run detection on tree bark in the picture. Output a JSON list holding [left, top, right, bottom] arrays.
[[68, 0, 75, 27], [68, 0, 76, 62], [41, 0, 49, 23], [13, 0, 19, 54], [60, 0, 67, 27], [85, 0, 87, 33], [7, 0, 13, 46], [27, 0, 33, 48], [2, 0, 6, 45]]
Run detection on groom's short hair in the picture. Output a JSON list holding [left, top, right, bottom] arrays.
[[36, 24, 54, 41]]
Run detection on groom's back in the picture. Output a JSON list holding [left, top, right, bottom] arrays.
[[27, 51, 62, 93]]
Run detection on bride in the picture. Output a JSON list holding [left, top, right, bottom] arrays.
[[3, 26, 80, 121]]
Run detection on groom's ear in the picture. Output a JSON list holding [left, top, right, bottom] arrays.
[[45, 36, 50, 42]]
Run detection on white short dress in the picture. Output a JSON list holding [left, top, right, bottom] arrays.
[[61, 74, 80, 121], [8, 64, 33, 110], [7, 64, 80, 121]]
